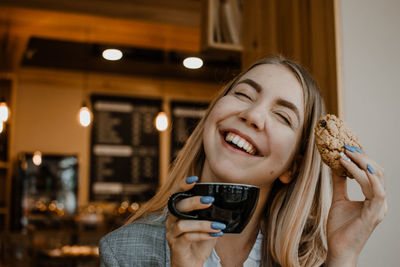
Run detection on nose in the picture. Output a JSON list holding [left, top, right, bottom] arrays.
[[239, 105, 266, 130]]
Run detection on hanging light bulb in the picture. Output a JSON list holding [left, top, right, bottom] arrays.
[[78, 102, 92, 127], [0, 100, 9, 122], [32, 151, 42, 166], [154, 111, 168, 131]]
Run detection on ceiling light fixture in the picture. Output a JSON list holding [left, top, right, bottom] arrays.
[[183, 57, 203, 69], [154, 111, 169, 132], [102, 48, 123, 61]]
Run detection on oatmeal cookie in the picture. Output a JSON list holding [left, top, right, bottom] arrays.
[[314, 114, 362, 177]]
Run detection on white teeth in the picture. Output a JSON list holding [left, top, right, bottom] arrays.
[[226, 133, 234, 142], [224, 132, 256, 155], [237, 139, 245, 148]]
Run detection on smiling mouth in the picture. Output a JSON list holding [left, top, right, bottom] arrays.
[[223, 132, 260, 156]]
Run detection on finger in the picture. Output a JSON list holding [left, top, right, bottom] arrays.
[[344, 147, 386, 190], [364, 170, 387, 225], [339, 153, 373, 199], [171, 175, 199, 194], [175, 196, 214, 213], [366, 166, 386, 202], [181, 175, 199, 190], [170, 220, 226, 238], [366, 162, 386, 189], [175, 232, 222, 244], [331, 172, 348, 201]]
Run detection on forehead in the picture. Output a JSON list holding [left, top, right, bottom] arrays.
[[237, 64, 304, 115]]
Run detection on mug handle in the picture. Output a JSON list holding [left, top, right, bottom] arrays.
[[168, 192, 199, 220]]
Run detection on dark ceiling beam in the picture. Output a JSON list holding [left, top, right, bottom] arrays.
[[0, 0, 201, 27], [0, 6, 200, 56], [0, 17, 29, 71]]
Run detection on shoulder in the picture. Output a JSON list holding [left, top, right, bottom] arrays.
[[102, 214, 167, 244], [99, 214, 170, 266]]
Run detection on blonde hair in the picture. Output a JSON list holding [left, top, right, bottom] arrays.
[[126, 55, 331, 267]]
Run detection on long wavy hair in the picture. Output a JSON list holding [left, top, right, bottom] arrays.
[[126, 55, 331, 267]]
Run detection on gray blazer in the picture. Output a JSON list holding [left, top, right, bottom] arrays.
[[99, 215, 171, 267]]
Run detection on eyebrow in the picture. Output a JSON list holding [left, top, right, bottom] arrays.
[[236, 79, 262, 92], [236, 78, 301, 123]]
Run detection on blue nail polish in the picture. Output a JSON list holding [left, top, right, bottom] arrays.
[[200, 196, 214, 204], [367, 164, 375, 174], [344, 144, 356, 152], [210, 231, 223, 237], [211, 222, 226, 230], [340, 152, 351, 162], [185, 176, 198, 184], [353, 147, 363, 154]]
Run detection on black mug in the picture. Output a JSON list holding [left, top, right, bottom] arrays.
[[168, 183, 260, 233]]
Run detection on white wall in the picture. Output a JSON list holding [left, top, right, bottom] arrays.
[[340, 0, 400, 266]]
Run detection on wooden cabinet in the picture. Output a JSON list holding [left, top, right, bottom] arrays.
[[0, 73, 15, 232]]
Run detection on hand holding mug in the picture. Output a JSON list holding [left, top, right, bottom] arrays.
[[165, 176, 226, 267]]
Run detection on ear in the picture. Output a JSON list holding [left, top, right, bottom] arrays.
[[278, 155, 302, 184], [278, 170, 293, 184]]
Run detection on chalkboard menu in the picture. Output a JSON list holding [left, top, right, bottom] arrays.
[[170, 101, 209, 162], [90, 95, 161, 202]]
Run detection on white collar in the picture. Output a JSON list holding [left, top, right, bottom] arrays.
[[204, 230, 263, 267]]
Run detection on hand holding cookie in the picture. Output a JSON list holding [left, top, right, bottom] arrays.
[[315, 115, 387, 266]]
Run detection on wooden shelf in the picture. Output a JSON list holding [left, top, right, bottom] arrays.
[[0, 161, 9, 169], [0, 73, 14, 232], [0, 207, 8, 214], [201, 0, 243, 52]]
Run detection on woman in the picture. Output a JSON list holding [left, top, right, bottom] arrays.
[[100, 56, 387, 267]]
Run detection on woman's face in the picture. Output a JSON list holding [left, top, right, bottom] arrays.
[[201, 64, 305, 187]]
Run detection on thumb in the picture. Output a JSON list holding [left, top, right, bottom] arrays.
[[332, 172, 348, 201]]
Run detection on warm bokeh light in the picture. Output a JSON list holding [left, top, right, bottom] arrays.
[[33, 151, 42, 166], [102, 49, 123, 61], [154, 111, 168, 131], [183, 57, 203, 69], [79, 106, 92, 127], [0, 102, 9, 122], [0, 121, 3, 133]]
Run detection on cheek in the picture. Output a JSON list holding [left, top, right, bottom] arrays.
[[270, 132, 299, 167]]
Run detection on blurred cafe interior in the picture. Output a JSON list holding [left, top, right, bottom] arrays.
[[0, 0, 340, 266]]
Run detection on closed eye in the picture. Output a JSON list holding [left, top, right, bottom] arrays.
[[276, 113, 292, 126], [234, 91, 252, 100]]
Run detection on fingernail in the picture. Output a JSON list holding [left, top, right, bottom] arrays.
[[344, 144, 356, 152], [200, 196, 214, 204], [185, 176, 198, 184], [211, 222, 226, 230], [344, 145, 362, 154], [367, 164, 375, 174], [340, 152, 351, 162], [210, 231, 224, 237]]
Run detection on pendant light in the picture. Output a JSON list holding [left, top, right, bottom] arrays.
[[0, 98, 9, 122], [79, 101, 92, 127], [78, 30, 93, 127], [154, 111, 169, 132]]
